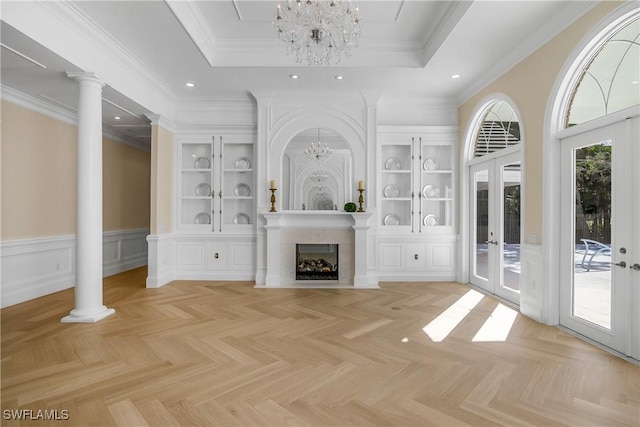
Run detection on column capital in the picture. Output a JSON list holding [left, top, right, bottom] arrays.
[[66, 71, 105, 87], [145, 114, 175, 132]]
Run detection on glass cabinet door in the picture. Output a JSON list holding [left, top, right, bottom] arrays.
[[180, 142, 214, 229], [380, 142, 413, 229], [419, 143, 453, 232]]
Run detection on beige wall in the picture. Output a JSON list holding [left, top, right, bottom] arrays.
[[458, 1, 624, 243], [1, 100, 77, 239], [1, 100, 151, 240], [103, 136, 151, 231], [149, 124, 173, 234]]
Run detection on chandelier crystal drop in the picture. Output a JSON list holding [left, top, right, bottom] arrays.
[[273, 0, 361, 66]]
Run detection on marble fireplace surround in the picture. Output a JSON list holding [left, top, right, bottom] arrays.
[[261, 211, 378, 288]]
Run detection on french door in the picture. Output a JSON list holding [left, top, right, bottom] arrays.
[[560, 117, 639, 360], [469, 149, 522, 304]]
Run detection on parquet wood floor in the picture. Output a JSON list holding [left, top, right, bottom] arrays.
[[2, 267, 638, 426]]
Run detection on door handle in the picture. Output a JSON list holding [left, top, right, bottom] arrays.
[[485, 240, 498, 245], [612, 261, 626, 268], [630, 263, 640, 271]]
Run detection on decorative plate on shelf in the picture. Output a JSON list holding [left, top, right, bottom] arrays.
[[383, 214, 400, 226], [234, 157, 251, 170], [194, 212, 211, 224], [422, 184, 439, 198], [234, 183, 251, 197], [194, 157, 210, 169], [195, 183, 211, 197], [423, 158, 439, 171], [423, 214, 438, 226], [233, 213, 250, 225], [383, 184, 400, 198], [384, 157, 401, 170]]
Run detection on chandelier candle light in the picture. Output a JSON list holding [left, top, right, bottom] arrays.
[[274, 0, 361, 66]]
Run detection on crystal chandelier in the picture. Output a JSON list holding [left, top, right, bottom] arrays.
[[309, 170, 329, 189], [305, 129, 333, 165], [273, 0, 361, 66]]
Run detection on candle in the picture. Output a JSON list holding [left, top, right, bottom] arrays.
[[270, 179, 276, 189], [358, 180, 365, 190]]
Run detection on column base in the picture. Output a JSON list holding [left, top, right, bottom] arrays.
[[61, 307, 115, 323], [353, 275, 380, 288]]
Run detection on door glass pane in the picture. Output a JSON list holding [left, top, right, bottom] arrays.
[[474, 170, 489, 280], [573, 142, 612, 329], [502, 162, 521, 292]]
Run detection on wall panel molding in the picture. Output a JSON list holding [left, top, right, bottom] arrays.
[[1, 229, 149, 308], [520, 242, 544, 323]]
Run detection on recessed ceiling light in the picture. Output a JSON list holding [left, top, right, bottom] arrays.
[[185, 81, 195, 88], [632, 80, 639, 84], [289, 74, 299, 79], [335, 75, 344, 80], [450, 74, 461, 79], [114, 116, 121, 120]]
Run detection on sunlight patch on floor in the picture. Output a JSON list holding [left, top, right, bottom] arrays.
[[472, 303, 518, 342], [422, 290, 484, 342]]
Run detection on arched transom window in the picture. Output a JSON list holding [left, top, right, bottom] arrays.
[[566, 17, 639, 127], [473, 100, 521, 158]]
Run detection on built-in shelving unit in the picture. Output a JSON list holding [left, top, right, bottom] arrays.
[[177, 134, 255, 233], [377, 126, 458, 280], [173, 128, 257, 281]]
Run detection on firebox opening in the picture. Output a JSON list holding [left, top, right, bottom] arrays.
[[296, 244, 339, 281]]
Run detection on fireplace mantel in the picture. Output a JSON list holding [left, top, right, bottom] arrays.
[[261, 211, 378, 288]]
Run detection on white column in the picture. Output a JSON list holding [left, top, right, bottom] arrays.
[[62, 72, 115, 323]]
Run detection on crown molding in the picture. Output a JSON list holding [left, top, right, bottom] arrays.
[[34, 1, 175, 118], [456, 1, 599, 105], [103, 127, 151, 152], [165, 1, 216, 67], [145, 114, 176, 134], [1, 85, 77, 126], [379, 93, 457, 108], [2, 85, 150, 152], [419, 1, 473, 67]]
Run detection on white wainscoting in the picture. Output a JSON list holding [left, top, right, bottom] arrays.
[[146, 233, 174, 288], [519, 242, 544, 323], [1, 229, 149, 308]]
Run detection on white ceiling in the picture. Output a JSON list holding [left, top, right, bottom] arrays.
[[0, 0, 597, 147]]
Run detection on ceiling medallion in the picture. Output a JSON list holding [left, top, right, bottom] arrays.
[[273, 0, 361, 66]]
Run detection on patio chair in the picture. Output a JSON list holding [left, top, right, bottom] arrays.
[[580, 238, 611, 271]]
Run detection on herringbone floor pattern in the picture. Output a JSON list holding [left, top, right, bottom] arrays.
[[2, 267, 638, 426]]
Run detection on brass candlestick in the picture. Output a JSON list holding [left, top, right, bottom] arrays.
[[269, 188, 277, 212], [357, 189, 365, 212]]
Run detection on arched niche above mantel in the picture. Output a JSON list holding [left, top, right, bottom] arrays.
[[282, 128, 353, 210]]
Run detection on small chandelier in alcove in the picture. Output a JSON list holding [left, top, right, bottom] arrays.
[[309, 170, 329, 190], [305, 129, 333, 166]]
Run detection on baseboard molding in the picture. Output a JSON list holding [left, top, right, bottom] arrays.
[[1, 229, 149, 308], [377, 273, 458, 282]]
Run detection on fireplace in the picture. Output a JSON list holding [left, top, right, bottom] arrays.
[[296, 244, 338, 281]]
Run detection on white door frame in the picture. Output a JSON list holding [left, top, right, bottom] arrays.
[[559, 119, 636, 356], [459, 94, 526, 290], [469, 148, 522, 304], [542, 3, 638, 327]]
